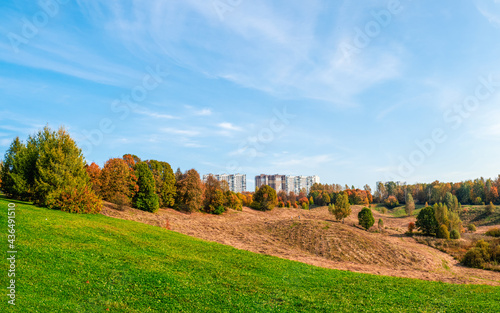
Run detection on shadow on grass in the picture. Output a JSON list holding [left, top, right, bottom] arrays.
[[0, 194, 33, 205]]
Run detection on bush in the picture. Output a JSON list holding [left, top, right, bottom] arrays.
[[486, 202, 497, 215], [462, 248, 485, 268], [302, 203, 309, 210], [408, 222, 415, 234], [213, 205, 225, 215], [467, 224, 476, 232], [436, 224, 450, 239], [46, 185, 102, 214], [485, 228, 500, 237], [358, 207, 375, 230], [378, 218, 384, 231], [384, 196, 399, 209], [450, 229, 460, 240]]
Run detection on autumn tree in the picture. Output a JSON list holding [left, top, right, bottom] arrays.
[[175, 169, 204, 213], [251, 185, 277, 211], [405, 193, 415, 216], [203, 175, 225, 214], [100, 158, 138, 207], [133, 162, 159, 213], [85, 162, 102, 195], [358, 207, 374, 230], [332, 193, 351, 223], [384, 196, 399, 209]]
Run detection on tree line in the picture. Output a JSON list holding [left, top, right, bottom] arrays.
[[0, 126, 253, 214]]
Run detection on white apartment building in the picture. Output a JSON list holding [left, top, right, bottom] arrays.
[[256, 174, 320, 194], [203, 174, 247, 193]]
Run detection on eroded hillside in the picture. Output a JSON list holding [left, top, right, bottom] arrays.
[[101, 204, 500, 286]]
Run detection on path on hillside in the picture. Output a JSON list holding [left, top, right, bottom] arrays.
[[101, 204, 500, 286]]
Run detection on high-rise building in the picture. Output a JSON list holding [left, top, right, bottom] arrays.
[[255, 174, 286, 192], [203, 174, 247, 193], [255, 174, 320, 193]]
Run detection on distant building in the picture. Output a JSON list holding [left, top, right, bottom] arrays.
[[255, 174, 320, 193], [203, 174, 247, 193]]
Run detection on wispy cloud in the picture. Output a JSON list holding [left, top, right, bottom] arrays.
[[161, 127, 201, 137], [133, 107, 178, 120], [217, 122, 242, 131]]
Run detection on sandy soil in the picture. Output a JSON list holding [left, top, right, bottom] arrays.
[[101, 203, 500, 286]]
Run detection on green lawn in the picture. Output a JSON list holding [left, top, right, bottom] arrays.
[[1, 197, 499, 312]]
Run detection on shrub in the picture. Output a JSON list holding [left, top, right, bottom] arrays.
[[467, 224, 476, 232], [278, 201, 284, 208], [380, 207, 388, 214], [358, 207, 375, 230], [485, 228, 500, 237], [436, 224, 450, 239], [46, 185, 102, 214], [408, 222, 415, 234], [450, 229, 460, 240], [378, 218, 384, 231], [213, 205, 225, 215], [486, 202, 496, 215], [286, 201, 291, 208], [462, 248, 485, 268], [302, 203, 309, 210], [384, 196, 399, 209], [292, 202, 298, 208]]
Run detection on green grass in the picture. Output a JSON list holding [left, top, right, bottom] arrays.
[[1, 197, 499, 312]]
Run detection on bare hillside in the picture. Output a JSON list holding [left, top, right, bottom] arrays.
[[101, 204, 500, 286]]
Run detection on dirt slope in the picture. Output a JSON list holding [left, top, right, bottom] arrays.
[[101, 204, 500, 286]]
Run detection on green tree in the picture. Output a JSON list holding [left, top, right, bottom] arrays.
[[148, 160, 176, 208], [333, 193, 351, 223], [405, 193, 415, 216], [251, 185, 277, 211], [434, 203, 449, 228], [416, 207, 439, 235], [358, 207, 375, 230], [2, 126, 101, 213], [0, 137, 31, 199], [133, 162, 159, 213]]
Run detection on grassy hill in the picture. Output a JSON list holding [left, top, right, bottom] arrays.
[[1, 197, 499, 312]]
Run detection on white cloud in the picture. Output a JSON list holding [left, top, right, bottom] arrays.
[[195, 108, 212, 116], [133, 107, 178, 119], [161, 128, 200, 137], [218, 122, 242, 131]]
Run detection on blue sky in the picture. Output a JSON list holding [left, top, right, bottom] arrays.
[[1, 0, 500, 190]]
